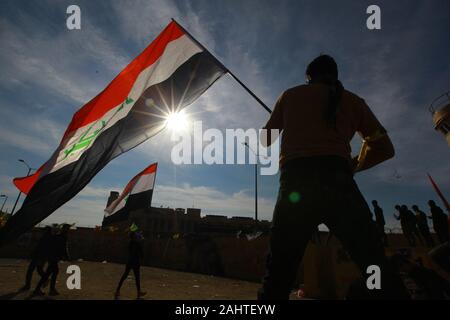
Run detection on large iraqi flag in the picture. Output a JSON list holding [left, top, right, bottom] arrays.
[[0, 21, 226, 244], [102, 163, 157, 227]]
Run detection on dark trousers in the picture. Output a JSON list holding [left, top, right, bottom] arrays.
[[24, 258, 45, 287], [418, 226, 435, 247], [401, 223, 417, 247], [116, 263, 141, 293], [35, 260, 59, 291], [258, 156, 409, 300], [435, 225, 449, 244], [376, 224, 388, 246], [411, 225, 424, 246]]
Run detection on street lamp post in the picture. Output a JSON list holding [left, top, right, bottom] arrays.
[[11, 159, 35, 215], [242, 142, 265, 222], [0, 195, 7, 212], [254, 161, 258, 222]]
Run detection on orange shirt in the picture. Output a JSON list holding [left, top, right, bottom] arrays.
[[264, 83, 385, 168]]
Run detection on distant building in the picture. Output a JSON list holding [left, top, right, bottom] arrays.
[[103, 190, 270, 237], [106, 191, 120, 207], [127, 207, 270, 238]]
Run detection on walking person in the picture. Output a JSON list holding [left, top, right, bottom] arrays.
[[412, 205, 435, 247], [33, 224, 71, 296], [394, 205, 416, 246], [259, 54, 409, 299], [428, 200, 449, 244], [19, 226, 52, 292], [404, 205, 423, 246], [372, 200, 388, 246], [115, 230, 146, 299]]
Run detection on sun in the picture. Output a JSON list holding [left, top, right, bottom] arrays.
[[165, 110, 189, 132]]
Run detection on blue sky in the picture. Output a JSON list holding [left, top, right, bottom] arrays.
[[0, 0, 449, 230]]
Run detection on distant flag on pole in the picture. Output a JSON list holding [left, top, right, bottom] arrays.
[[0, 21, 227, 245], [427, 173, 450, 212], [102, 163, 157, 226]]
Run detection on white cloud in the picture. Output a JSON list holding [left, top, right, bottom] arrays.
[[110, 0, 181, 48], [153, 183, 274, 221], [0, 106, 64, 156], [0, 16, 130, 105], [0, 127, 53, 155], [0, 174, 17, 197], [40, 183, 123, 227], [1, 1, 448, 230], [41, 197, 106, 228]]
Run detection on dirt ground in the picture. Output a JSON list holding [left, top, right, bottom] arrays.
[[0, 258, 301, 300]]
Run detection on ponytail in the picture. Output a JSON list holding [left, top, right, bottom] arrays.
[[326, 80, 344, 128], [306, 55, 343, 129]]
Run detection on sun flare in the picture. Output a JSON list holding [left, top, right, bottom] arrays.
[[165, 110, 189, 132]]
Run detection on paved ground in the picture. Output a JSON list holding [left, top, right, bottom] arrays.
[[0, 259, 300, 300]]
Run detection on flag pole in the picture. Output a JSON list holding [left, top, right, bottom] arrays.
[[171, 18, 272, 114], [427, 173, 450, 213]]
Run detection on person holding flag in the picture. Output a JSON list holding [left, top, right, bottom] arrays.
[[259, 54, 409, 299], [0, 20, 227, 245]]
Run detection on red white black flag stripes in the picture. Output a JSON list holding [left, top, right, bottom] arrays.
[[102, 163, 157, 226], [0, 21, 226, 244]]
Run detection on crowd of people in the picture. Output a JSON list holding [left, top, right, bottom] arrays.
[[17, 224, 146, 300], [19, 224, 70, 296], [9, 54, 450, 300], [371, 200, 448, 247]]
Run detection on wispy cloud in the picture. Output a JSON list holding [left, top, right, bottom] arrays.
[[40, 181, 275, 227], [0, 104, 63, 156], [41, 183, 120, 227], [153, 183, 274, 220], [0, 13, 130, 105], [1, 1, 449, 229]]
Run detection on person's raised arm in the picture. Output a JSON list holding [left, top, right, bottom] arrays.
[[353, 100, 395, 173]]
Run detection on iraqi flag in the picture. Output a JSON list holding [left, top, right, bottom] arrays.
[[0, 21, 226, 244], [103, 163, 157, 227]]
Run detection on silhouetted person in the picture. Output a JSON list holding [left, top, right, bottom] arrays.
[[394, 205, 415, 246], [428, 200, 449, 244], [19, 226, 52, 292], [115, 231, 146, 299], [33, 224, 70, 296], [404, 205, 423, 246], [372, 200, 388, 246], [259, 55, 409, 299], [412, 205, 434, 247]]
